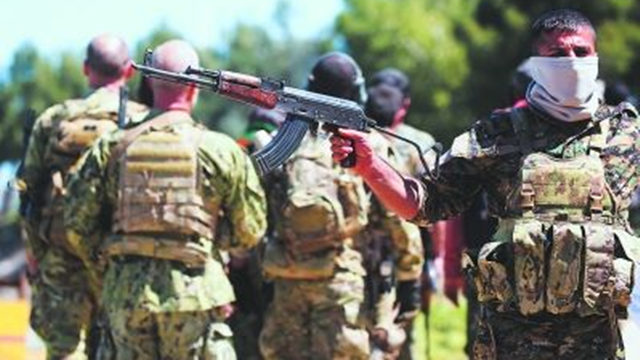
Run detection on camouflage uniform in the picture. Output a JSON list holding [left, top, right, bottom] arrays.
[[19, 87, 147, 359], [259, 133, 371, 360], [411, 103, 640, 359], [64, 109, 267, 359]]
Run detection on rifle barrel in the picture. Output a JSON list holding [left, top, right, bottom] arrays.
[[132, 63, 219, 91]]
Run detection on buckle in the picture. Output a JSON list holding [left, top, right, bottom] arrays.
[[590, 191, 603, 214], [520, 184, 535, 210]]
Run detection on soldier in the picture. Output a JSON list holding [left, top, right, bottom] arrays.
[[228, 108, 285, 360], [331, 9, 640, 359], [18, 34, 147, 359], [64, 39, 267, 359], [258, 52, 372, 360], [365, 68, 436, 359], [367, 68, 435, 175], [259, 52, 423, 360]]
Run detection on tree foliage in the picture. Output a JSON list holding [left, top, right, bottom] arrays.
[[0, 45, 85, 160], [337, 0, 480, 143]]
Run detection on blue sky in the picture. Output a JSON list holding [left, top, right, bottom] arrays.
[[0, 0, 344, 77]]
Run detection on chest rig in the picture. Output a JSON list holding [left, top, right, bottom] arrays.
[[104, 112, 218, 267], [466, 108, 634, 317]]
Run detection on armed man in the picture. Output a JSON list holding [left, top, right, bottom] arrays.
[[366, 68, 435, 176], [64, 39, 267, 359], [258, 52, 423, 360], [331, 9, 640, 359], [258, 52, 372, 360], [18, 34, 147, 359], [365, 68, 435, 359]]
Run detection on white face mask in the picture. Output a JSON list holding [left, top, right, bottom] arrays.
[[526, 56, 600, 122]]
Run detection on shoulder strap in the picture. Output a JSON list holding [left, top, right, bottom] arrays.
[[588, 119, 609, 156], [509, 107, 532, 154], [107, 110, 194, 174]]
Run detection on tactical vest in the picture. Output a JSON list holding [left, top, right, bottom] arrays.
[[262, 135, 369, 279], [39, 92, 130, 248], [105, 111, 218, 267], [465, 108, 636, 317]]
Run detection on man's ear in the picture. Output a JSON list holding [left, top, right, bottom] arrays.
[[392, 106, 407, 128], [83, 61, 90, 77], [403, 97, 411, 110], [186, 85, 199, 105], [122, 60, 134, 80]]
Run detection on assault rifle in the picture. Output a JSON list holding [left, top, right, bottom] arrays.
[[133, 49, 441, 176]]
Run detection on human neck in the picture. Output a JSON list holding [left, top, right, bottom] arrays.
[[91, 78, 127, 92], [154, 94, 192, 112]]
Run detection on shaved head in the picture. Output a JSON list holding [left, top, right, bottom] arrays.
[[149, 40, 200, 110], [151, 40, 199, 95], [85, 34, 130, 78]]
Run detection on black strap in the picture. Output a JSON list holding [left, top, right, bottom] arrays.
[[510, 107, 532, 155]]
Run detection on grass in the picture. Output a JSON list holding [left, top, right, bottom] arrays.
[[411, 295, 468, 360]]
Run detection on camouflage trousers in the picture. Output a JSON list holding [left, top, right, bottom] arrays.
[[106, 307, 235, 360], [259, 270, 370, 360], [472, 308, 624, 360], [29, 246, 95, 360]]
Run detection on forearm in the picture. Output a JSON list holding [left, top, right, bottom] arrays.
[[360, 155, 423, 220]]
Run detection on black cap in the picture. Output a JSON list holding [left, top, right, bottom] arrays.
[[307, 52, 366, 104], [369, 68, 410, 98]]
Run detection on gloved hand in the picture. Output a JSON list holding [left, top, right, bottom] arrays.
[[330, 128, 422, 220], [329, 128, 375, 175], [395, 279, 421, 324]]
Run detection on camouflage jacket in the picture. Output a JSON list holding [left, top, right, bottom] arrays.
[[64, 109, 267, 312], [412, 103, 640, 243]]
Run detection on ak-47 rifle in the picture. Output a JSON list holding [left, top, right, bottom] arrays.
[[133, 49, 441, 176]]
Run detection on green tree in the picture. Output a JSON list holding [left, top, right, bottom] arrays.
[[202, 22, 327, 137], [337, 0, 488, 144], [0, 44, 85, 161]]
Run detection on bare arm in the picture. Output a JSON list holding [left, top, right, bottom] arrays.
[[330, 129, 422, 219]]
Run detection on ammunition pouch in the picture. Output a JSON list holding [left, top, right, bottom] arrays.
[[463, 219, 637, 317], [262, 239, 337, 280], [283, 216, 364, 256]]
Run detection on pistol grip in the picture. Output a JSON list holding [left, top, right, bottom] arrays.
[[323, 124, 357, 168], [340, 143, 357, 168]]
